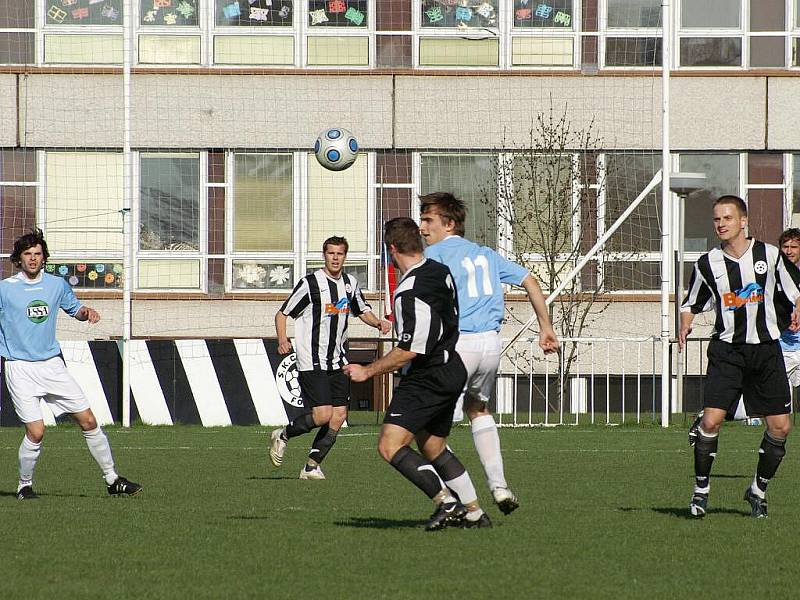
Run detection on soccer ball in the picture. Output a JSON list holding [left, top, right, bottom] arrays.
[[314, 127, 359, 171]]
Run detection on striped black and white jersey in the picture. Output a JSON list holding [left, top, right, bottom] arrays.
[[681, 239, 800, 344], [280, 270, 371, 371], [393, 258, 460, 372]]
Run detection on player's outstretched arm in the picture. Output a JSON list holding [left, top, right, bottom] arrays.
[[275, 311, 293, 354], [344, 347, 416, 383], [75, 306, 100, 323], [521, 274, 559, 353], [359, 310, 392, 335]]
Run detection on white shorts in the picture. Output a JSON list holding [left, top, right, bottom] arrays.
[[784, 350, 800, 388], [5, 356, 90, 423], [453, 331, 502, 422]]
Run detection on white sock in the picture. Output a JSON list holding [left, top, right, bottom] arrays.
[[444, 471, 479, 506], [471, 414, 507, 491], [83, 427, 118, 485], [465, 508, 485, 522], [750, 476, 766, 499], [18, 435, 42, 491]]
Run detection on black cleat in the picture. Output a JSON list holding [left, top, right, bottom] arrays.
[[689, 493, 708, 518], [107, 476, 143, 496], [425, 500, 466, 531], [688, 411, 704, 447], [16, 485, 38, 500], [462, 512, 493, 529], [744, 487, 768, 519], [493, 487, 519, 515]]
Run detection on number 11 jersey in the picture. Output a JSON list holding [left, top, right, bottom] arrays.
[[424, 235, 528, 334]]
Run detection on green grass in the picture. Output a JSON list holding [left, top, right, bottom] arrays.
[[0, 422, 796, 599]]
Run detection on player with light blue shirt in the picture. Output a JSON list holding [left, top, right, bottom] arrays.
[[419, 192, 559, 515], [780, 228, 800, 389], [0, 228, 141, 500]]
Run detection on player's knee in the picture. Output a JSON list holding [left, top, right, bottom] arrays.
[[313, 406, 333, 425], [700, 416, 722, 435], [465, 400, 489, 420], [377, 438, 398, 463], [330, 408, 347, 429], [25, 426, 45, 444], [75, 410, 98, 431], [769, 421, 792, 439]]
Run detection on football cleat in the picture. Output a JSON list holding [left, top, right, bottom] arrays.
[[689, 492, 708, 518], [107, 476, 142, 496], [462, 512, 493, 529], [743, 487, 768, 519], [425, 500, 467, 531], [492, 487, 519, 515], [688, 411, 704, 447], [298, 465, 326, 480], [269, 428, 287, 467], [16, 485, 38, 500]]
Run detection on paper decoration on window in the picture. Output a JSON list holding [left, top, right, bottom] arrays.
[[88, 271, 98, 281], [425, 5, 444, 22], [329, 0, 346, 13], [515, 7, 531, 19], [250, 7, 269, 20], [553, 10, 570, 26], [176, 1, 195, 18], [48, 6, 68, 22], [164, 12, 177, 24], [71, 7, 89, 19], [344, 7, 365, 25], [309, 8, 328, 24], [96, 264, 106, 273], [62, 0, 78, 6], [441, 0, 458, 5], [278, 5, 290, 17], [476, 2, 494, 18], [223, 2, 240, 18], [101, 5, 120, 19], [76, 263, 87, 272], [143, 9, 156, 21], [58, 265, 69, 276], [154, 0, 172, 7], [105, 273, 115, 284], [269, 265, 291, 286], [534, 3, 553, 18], [519, 0, 529, 4], [90, 0, 105, 4], [455, 6, 473, 21], [68, 276, 79, 286]]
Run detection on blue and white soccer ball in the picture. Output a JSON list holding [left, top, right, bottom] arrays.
[[314, 127, 359, 171]]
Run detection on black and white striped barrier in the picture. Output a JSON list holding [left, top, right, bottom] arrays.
[[0, 339, 316, 427]]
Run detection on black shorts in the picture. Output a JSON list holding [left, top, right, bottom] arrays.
[[298, 369, 350, 408], [704, 339, 791, 417], [383, 356, 468, 438]]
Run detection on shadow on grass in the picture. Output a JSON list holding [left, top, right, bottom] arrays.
[[334, 516, 425, 529], [708, 473, 749, 479], [632, 506, 750, 519], [247, 476, 303, 481], [1, 490, 94, 499]]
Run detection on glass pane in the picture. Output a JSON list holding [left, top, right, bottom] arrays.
[[233, 261, 294, 290], [138, 259, 200, 289], [681, 0, 740, 28], [795, 38, 800, 66], [678, 153, 739, 252], [750, 36, 785, 67], [307, 154, 368, 253], [748, 153, 782, 184], [376, 34, 412, 68], [793, 154, 800, 224], [138, 35, 201, 64], [45, 261, 123, 289], [511, 154, 575, 256], [680, 37, 742, 66], [233, 153, 293, 252], [44, 35, 123, 64], [0, 1, 35, 28], [308, 0, 368, 27], [0, 186, 35, 255], [421, 0, 499, 28], [749, 0, 784, 31], [377, 0, 411, 30], [420, 154, 497, 248], [607, 0, 661, 28], [140, 154, 200, 251], [214, 35, 294, 65], [513, 0, 572, 29], [604, 261, 660, 291], [512, 37, 573, 66], [797, 0, 800, 28], [0, 32, 34, 64], [307, 261, 367, 289], [418, 37, 499, 66], [0, 149, 36, 182], [46, 1, 123, 25], [605, 153, 661, 253], [140, 0, 198, 25], [605, 37, 662, 66], [216, 1, 294, 26], [307, 36, 369, 65]]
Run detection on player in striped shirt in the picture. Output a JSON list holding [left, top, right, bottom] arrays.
[[270, 236, 391, 480], [680, 196, 800, 518], [0, 229, 141, 500], [419, 192, 559, 515]]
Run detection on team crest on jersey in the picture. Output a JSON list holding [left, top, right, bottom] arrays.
[[276, 353, 304, 408], [722, 283, 764, 311], [754, 260, 768, 275], [26, 300, 50, 323], [345, 283, 352, 294], [325, 297, 350, 316]]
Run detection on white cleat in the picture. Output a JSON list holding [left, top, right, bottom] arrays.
[[299, 465, 326, 480], [269, 428, 287, 467], [492, 487, 520, 515]]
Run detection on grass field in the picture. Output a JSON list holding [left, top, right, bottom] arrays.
[[1, 421, 797, 599]]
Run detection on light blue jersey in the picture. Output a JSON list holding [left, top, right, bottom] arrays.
[[780, 328, 800, 352], [0, 272, 82, 361], [424, 235, 529, 333]]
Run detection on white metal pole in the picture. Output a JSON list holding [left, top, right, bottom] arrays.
[[121, 0, 133, 427], [659, 0, 673, 428]]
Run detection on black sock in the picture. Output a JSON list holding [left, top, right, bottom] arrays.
[[755, 431, 787, 493], [694, 430, 718, 492], [389, 446, 444, 500], [285, 413, 316, 440], [308, 426, 338, 465]]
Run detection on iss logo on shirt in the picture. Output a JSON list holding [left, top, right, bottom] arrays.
[[26, 300, 50, 323], [325, 297, 350, 317]]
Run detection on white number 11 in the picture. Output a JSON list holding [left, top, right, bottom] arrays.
[[461, 255, 493, 298]]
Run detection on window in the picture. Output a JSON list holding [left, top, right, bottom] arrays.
[[678, 0, 743, 67], [417, 0, 500, 67], [511, 0, 576, 67], [43, 0, 123, 64], [307, 0, 371, 66], [0, 150, 36, 278], [139, 0, 201, 65], [793, 154, 800, 226], [605, 0, 662, 68], [0, 1, 35, 64], [213, 0, 295, 65]]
